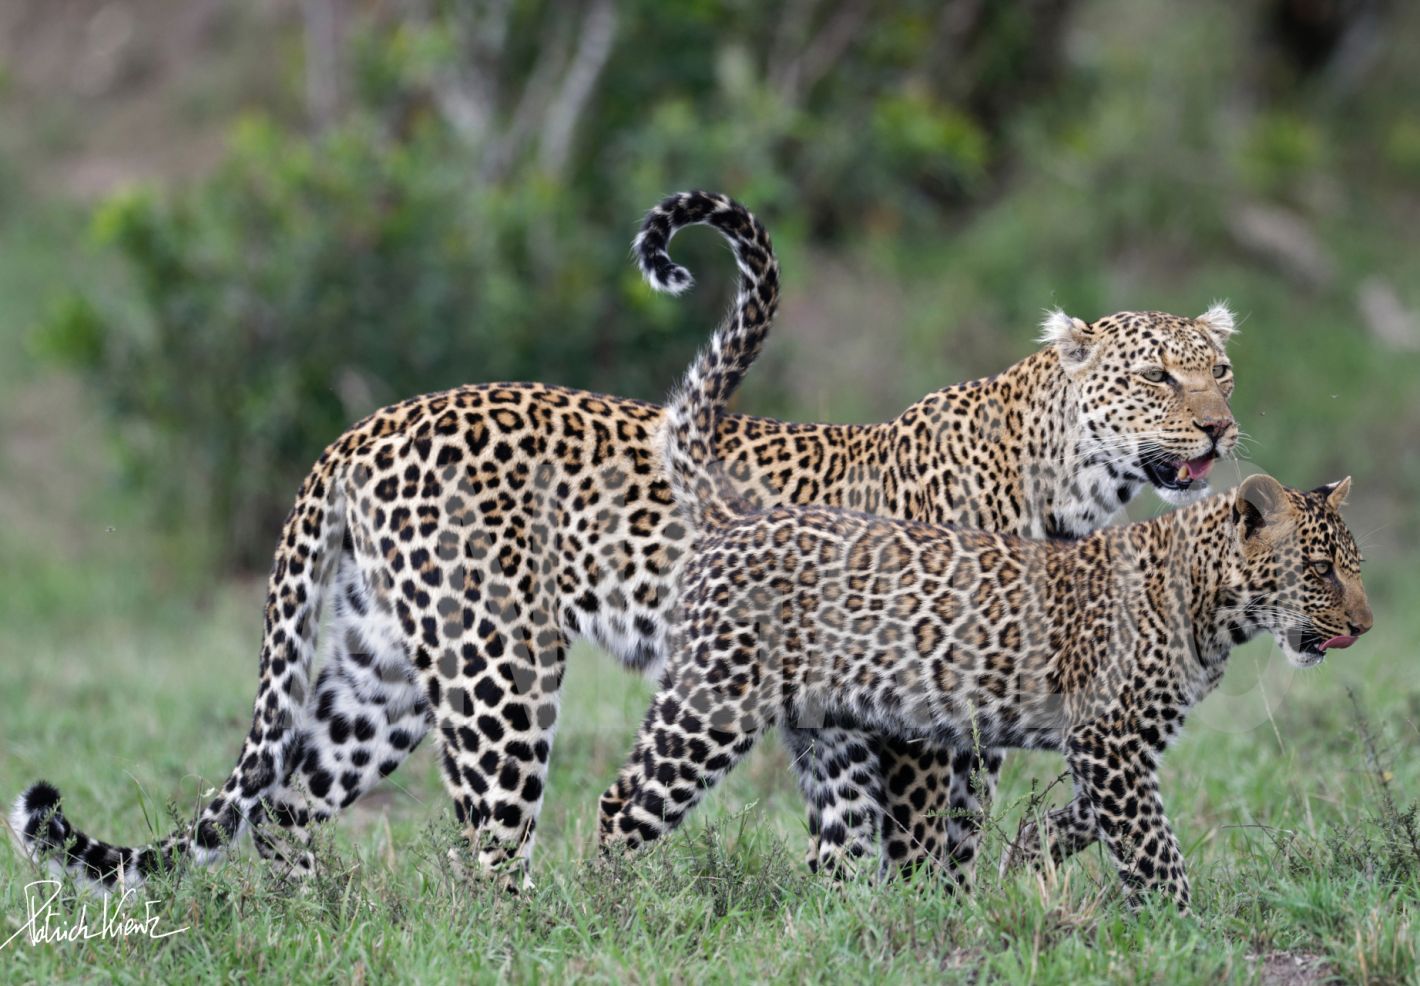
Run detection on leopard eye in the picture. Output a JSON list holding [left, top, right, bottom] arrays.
[[1213, 363, 1230, 379], [1309, 559, 1333, 578], [1140, 368, 1169, 384]]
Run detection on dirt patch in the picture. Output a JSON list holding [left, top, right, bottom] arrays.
[[1250, 950, 1336, 986]]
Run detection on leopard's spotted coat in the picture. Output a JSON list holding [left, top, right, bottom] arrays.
[[13, 191, 1243, 888]]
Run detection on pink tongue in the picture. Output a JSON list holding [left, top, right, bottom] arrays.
[[1183, 456, 1215, 481], [1320, 635, 1356, 652]]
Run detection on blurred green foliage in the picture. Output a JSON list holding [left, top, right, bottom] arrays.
[[40, 116, 652, 555], [32, 0, 1073, 567], [28, 0, 1420, 569]]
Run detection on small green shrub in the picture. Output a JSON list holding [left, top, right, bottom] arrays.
[[35, 114, 746, 568]]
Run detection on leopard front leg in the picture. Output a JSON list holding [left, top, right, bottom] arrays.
[[998, 793, 1098, 877], [1067, 728, 1189, 909], [599, 645, 774, 852]]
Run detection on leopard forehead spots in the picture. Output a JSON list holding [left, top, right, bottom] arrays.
[[1093, 311, 1224, 364]]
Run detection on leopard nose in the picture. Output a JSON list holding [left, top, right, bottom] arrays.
[[1349, 608, 1374, 637], [1194, 417, 1233, 442]]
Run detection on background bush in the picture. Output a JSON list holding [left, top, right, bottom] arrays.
[[15, 0, 1420, 569]]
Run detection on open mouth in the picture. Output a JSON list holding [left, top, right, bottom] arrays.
[[1291, 629, 1358, 660], [1143, 452, 1216, 492]]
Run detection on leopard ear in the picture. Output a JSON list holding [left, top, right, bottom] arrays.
[[1234, 473, 1287, 541], [1039, 309, 1096, 372], [1196, 302, 1237, 350], [1315, 476, 1351, 511]]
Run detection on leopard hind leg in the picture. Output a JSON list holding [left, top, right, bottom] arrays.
[[781, 724, 886, 878], [252, 549, 430, 876]]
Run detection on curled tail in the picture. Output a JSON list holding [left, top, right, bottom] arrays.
[[10, 460, 347, 890], [635, 191, 779, 533]]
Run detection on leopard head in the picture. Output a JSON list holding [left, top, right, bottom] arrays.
[[1230, 473, 1373, 669], [1042, 305, 1239, 507]]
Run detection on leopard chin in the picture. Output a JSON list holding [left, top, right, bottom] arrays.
[[1153, 479, 1213, 507], [1280, 641, 1327, 669]]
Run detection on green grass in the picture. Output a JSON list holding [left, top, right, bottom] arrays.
[[0, 152, 1416, 983], [0, 197, 1416, 986], [1, 554, 1417, 984]]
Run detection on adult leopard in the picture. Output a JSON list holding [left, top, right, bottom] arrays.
[[12, 190, 1239, 889], [594, 217, 1372, 908]]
